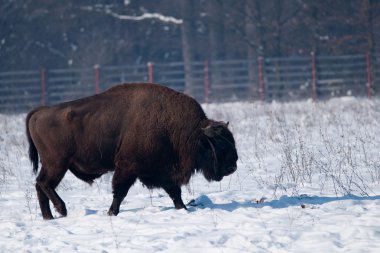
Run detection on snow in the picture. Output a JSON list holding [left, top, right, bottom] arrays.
[[80, 6, 183, 24], [106, 12, 183, 24], [1, 97, 380, 252]]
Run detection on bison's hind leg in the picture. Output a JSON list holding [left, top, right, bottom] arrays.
[[36, 165, 68, 219], [35, 182, 54, 220]]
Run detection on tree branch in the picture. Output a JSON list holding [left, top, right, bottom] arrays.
[[80, 6, 183, 25]]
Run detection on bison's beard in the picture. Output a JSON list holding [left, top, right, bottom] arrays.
[[200, 166, 223, 182]]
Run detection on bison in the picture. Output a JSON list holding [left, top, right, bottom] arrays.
[[26, 83, 238, 220]]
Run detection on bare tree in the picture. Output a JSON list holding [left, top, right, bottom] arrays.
[[180, 0, 196, 96], [361, 0, 378, 55], [2, 0, 380, 74], [207, 0, 225, 88], [244, 0, 267, 98]]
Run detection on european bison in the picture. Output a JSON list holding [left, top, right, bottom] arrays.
[[26, 83, 238, 220]]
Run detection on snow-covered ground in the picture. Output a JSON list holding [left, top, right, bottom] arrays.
[[1, 97, 380, 252]]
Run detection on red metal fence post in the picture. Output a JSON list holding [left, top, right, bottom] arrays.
[[94, 65, 101, 94], [311, 52, 317, 101], [204, 60, 209, 103], [366, 52, 373, 99], [148, 62, 154, 83], [40, 68, 46, 105], [258, 56, 265, 101]]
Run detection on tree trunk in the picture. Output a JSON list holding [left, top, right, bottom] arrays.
[[180, 1, 196, 97], [245, 0, 257, 99], [310, 3, 320, 55], [208, 0, 225, 90], [366, 0, 376, 56]]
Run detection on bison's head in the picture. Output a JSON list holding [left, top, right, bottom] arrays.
[[197, 121, 238, 182]]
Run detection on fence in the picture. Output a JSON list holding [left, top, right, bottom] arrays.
[[0, 53, 378, 113]]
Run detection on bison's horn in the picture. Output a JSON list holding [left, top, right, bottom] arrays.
[[205, 137, 218, 176], [214, 121, 229, 128]]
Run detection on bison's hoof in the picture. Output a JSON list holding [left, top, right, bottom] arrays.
[[107, 209, 118, 216], [54, 206, 67, 217], [174, 203, 188, 210], [43, 215, 55, 220]]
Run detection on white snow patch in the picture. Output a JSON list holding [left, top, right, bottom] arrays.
[[1, 98, 380, 252]]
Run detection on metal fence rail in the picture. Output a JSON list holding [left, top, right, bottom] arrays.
[[0, 53, 377, 113], [102, 64, 149, 90], [316, 54, 368, 98], [47, 67, 95, 104], [264, 56, 312, 100], [0, 70, 41, 111], [210, 60, 252, 101], [154, 62, 186, 91]]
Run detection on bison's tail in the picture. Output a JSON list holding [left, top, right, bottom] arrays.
[[26, 108, 40, 174]]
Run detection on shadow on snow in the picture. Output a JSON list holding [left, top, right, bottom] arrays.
[[85, 194, 380, 215], [189, 194, 380, 212]]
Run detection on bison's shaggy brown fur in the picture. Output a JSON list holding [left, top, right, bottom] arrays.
[[26, 83, 238, 219]]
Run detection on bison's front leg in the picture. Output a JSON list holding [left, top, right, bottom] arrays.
[[163, 184, 187, 210], [108, 168, 137, 216]]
